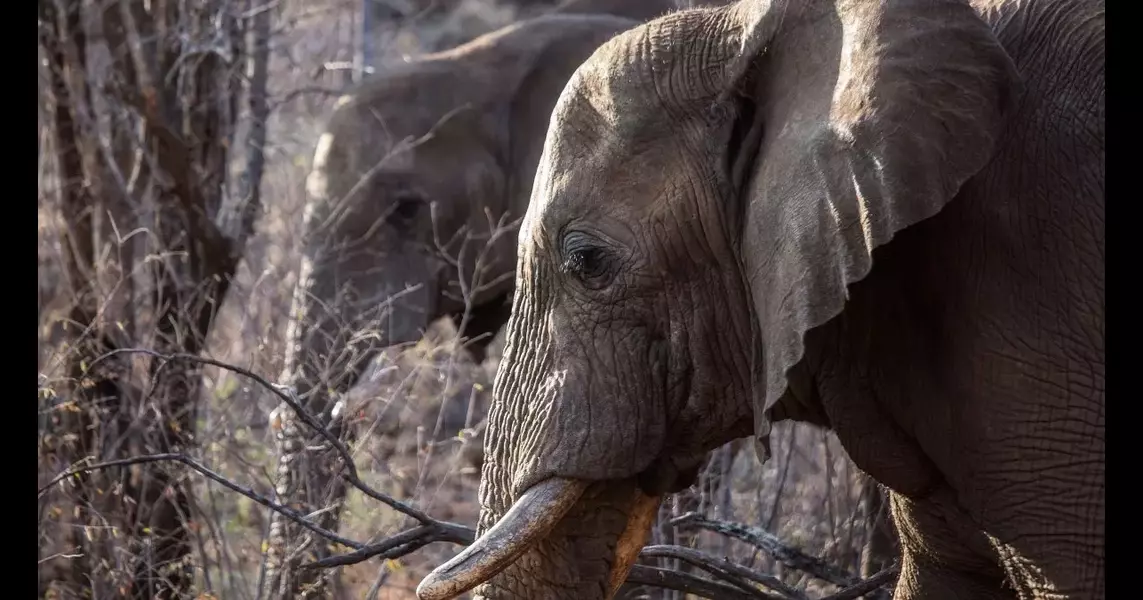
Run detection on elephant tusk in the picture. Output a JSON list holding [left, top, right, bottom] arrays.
[[416, 477, 589, 600], [606, 490, 661, 598]]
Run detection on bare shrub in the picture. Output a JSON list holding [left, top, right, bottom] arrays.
[[38, 0, 271, 597]]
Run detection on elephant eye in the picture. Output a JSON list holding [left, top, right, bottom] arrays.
[[561, 234, 613, 288], [389, 191, 423, 222]]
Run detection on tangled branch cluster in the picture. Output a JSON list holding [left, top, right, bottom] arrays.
[[39, 349, 898, 600]]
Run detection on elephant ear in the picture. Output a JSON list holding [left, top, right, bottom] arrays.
[[706, 0, 1022, 452]]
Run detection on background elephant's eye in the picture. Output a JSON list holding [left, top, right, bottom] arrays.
[[389, 191, 422, 222]]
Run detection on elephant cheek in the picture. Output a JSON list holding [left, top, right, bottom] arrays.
[[515, 337, 673, 489]]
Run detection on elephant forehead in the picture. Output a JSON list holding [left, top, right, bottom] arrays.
[[553, 31, 661, 141], [522, 30, 685, 246], [528, 131, 625, 231], [330, 122, 418, 172]]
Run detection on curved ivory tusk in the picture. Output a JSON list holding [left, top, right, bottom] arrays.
[[606, 490, 661, 598], [416, 477, 588, 600]]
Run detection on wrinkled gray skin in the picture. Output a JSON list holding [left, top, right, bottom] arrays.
[[428, 0, 1105, 598], [263, 13, 659, 600]]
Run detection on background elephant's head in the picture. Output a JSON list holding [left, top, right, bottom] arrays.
[[280, 13, 643, 415], [419, 0, 1018, 598]]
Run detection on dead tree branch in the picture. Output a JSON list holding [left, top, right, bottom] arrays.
[[39, 0, 271, 594], [37, 448, 743, 600], [641, 545, 806, 600], [232, 0, 272, 244], [671, 512, 860, 588], [819, 565, 900, 600], [298, 524, 473, 569], [626, 565, 767, 600]]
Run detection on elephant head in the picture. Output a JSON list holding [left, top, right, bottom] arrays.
[[418, 0, 1031, 598]]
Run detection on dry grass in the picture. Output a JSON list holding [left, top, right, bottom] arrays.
[[37, 1, 885, 598]]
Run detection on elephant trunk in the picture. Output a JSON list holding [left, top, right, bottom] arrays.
[[417, 274, 663, 600]]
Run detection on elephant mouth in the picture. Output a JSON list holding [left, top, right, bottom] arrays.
[[416, 477, 661, 600]]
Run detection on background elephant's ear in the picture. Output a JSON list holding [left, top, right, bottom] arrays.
[[719, 0, 1022, 445]]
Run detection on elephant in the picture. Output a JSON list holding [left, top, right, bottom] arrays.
[[417, 0, 1104, 598], [263, 5, 707, 599]]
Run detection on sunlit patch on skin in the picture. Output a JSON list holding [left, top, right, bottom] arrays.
[[539, 368, 568, 398]]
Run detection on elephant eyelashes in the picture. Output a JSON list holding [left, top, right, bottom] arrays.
[[561, 235, 613, 288]]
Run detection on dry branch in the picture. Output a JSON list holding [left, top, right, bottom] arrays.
[[39, 439, 896, 600], [298, 524, 472, 569], [671, 511, 860, 588], [819, 566, 900, 600], [39, 452, 363, 550], [39, 449, 753, 600], [89, 348, 442, 526], [39, 0, 273, 594], [641, 545, 805, 600], [626, 565, 769, 600]]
